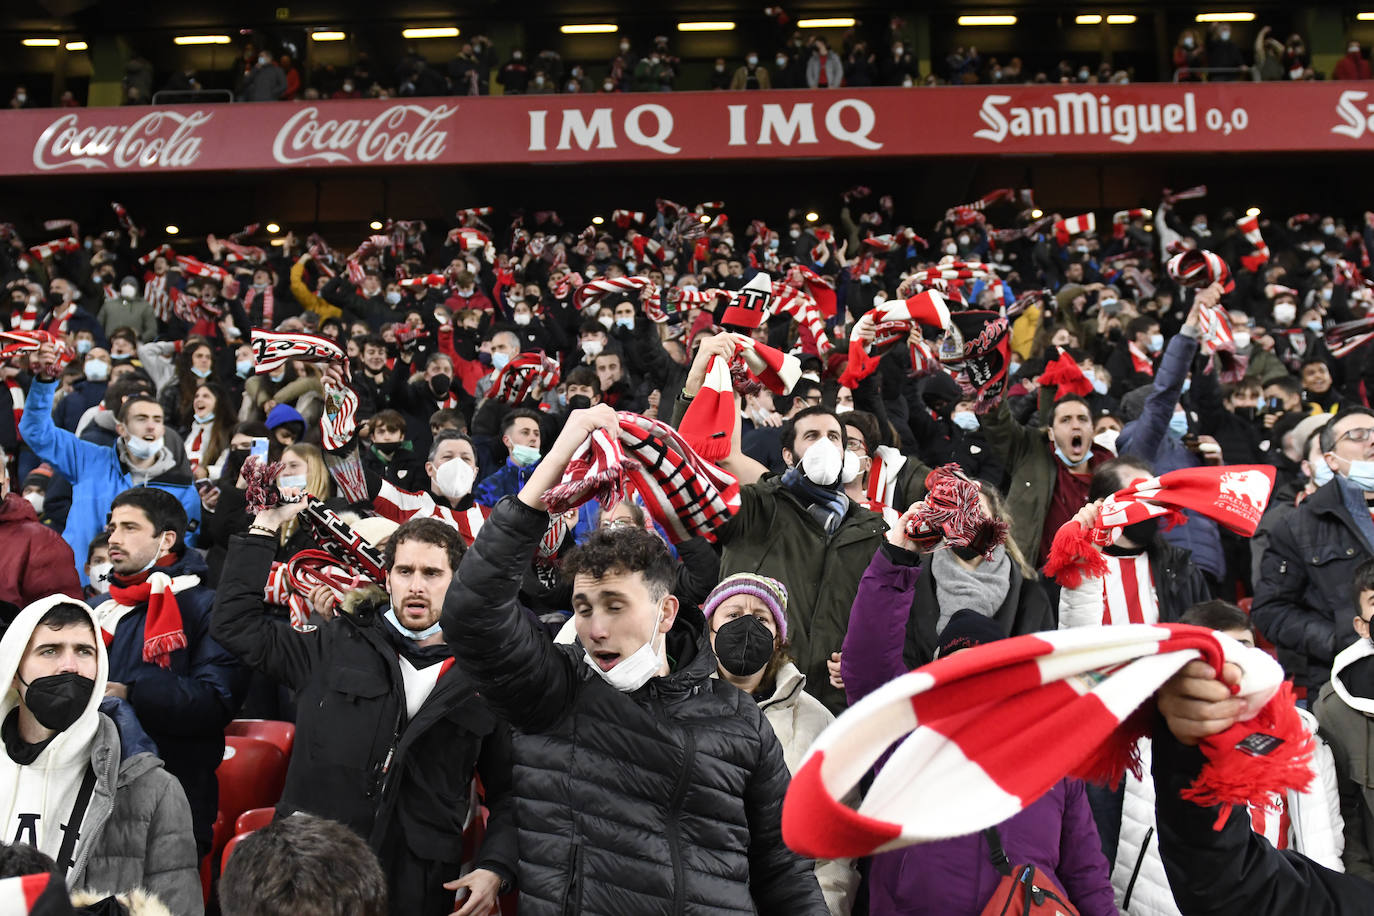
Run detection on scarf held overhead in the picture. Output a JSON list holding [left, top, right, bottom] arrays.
[[782, 624, 1310, 860]]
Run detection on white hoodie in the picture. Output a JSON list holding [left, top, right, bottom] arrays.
[[0, 595, 109, 864]]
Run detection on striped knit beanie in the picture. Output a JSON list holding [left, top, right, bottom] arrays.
[[703, 573, 788, 641]]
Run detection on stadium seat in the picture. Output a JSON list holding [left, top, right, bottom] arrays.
[[225, 719, 296, 760], [235, 806, 276, 835], [217, 736, 288, 835], [221, 831, 252, 874]]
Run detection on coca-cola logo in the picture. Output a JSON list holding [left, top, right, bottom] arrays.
[[272, 104, 456, 165], [33, 110, 212, 171]]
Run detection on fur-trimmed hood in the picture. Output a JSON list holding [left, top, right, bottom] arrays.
[[339, 585, 388, 620], [70, 887, 173, 916]]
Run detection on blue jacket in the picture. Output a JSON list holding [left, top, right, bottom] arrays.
[[53, 379, 106, 432], [1117, 327, 1225, 579], [20, 379, 201, 584], [473, 457, 537, 508], [97, 548, 247, 853]]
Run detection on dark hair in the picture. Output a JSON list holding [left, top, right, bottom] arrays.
[[781, 405, 846, 455], [1222, 378, 1263, 400], [563, 526, 675, 601], [1088, 456, 1153, 502], [109, 487, 188, 554], [0, 842, 57, 878], [370, 409, 406, 434], [1125, 315, 1157, 339], [116, 392, 162, 425], [841, 409, 881, 456], [579, 319, 607, 337], [1051, 395, 1092, 420], [501, 408, 542, 438], [1180, 599, 1255, 638], [233, 420, 270, 440], [1300, 357, 1331, 373], [102, 374, 154, 414], [1321, 407, 1374, 454], [109, 326, 139, 347], [565, 366, 602, 395], [427, 430, 473, 463], [1354, 558, 1374, 606], [384, 517, 463, 572], [86, 531, 109, 562], [361, 335, 387, 352], [1264, 375, 1302, 399], [428, 408, 466, 433], [219, 813, 388, 916], [36, 602, 94, 634]]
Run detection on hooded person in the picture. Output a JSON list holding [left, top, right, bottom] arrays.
[[0, 595, 201, 913], [703, 573, 860, 916]]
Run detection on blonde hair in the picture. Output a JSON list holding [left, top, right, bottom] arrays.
[[979, 482, 1036, 580], [279, 443, 333, 544]]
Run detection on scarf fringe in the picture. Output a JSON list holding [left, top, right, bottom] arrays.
[[1038, 354, 1095, 399], [542, 461, 634, 515], [1070, 704, 1151, 788], [1183, 681, 1316, 826], [143, 631, 188, 669], [1043, 521, 1108, 589]]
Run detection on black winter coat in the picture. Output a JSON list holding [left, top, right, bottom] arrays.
[[443, 497, 829, 916], [211, 535, 517, 909], [1253, 479, 1373, 693]]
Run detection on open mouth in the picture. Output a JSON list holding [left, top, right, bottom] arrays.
[[1070, 433, 1085, 452], [591, 650, 621, 671]]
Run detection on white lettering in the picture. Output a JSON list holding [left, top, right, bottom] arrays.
[[271, 104, 455, 165], [528, 110, 547, 150], [624, 104, 680, 154], [727, 104, 749, 146], [33, 110, 212, 171], [758, 103, 818, 145], [973, 95, 1011, 143], [556, 108, 616, 151], [825, 99, 882, 150], [1333, 89, 1370, 139]]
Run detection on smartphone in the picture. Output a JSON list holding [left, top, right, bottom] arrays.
[[250, 437, 269, 461]]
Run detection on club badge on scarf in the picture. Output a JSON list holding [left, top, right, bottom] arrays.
[[782, 624, 1311, 860], [1044, 465, 1276, 588]]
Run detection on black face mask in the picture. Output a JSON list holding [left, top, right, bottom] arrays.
[[1232, 405, 1259, 423], [19, 672, 94, 733], [568, 394, 592, 411], [428, 374, 451, 398], [713, 614, 775, 678], [1121, 518, 1159, 546], [950, 543, 985, 562]]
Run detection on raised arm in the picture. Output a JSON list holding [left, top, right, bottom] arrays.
[[678, 332, 768, 485]]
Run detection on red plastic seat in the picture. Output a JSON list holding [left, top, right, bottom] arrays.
[[235, 806, 276, 835], [225, 719, 296, 760], [217, 736, 287, 835], [221, 831, 252, 873]]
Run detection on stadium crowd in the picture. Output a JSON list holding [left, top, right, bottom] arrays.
[[3, 183, 1374, 914]]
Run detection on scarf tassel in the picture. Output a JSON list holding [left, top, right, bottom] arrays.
[[1070, 704, 1152, 789], [1038, 355, 1095, 399], [1043, 521, 1109, 589], [1183, 681, 1316, 829], [143, 631, 188, 669], [838, 336, 883, 390], [542, 457, 635, 516]]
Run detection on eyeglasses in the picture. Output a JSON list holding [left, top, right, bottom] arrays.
[[1337, 427, 1374, 445]]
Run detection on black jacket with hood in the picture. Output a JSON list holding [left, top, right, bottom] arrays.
[[442, 496, 828, 916]]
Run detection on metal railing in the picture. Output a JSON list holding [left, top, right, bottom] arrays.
[[150, 88, 235, 105], [1172, 66, 1260, 82]]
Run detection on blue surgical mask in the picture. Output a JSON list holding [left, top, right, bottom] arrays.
[[83, 359, 109, 381], [615, 316, 634, 330], [1305, 319, 1323, 334], [195, 412, 214, 424], [384, 607, 442, 641], [278, 474, 309, 491], [1168, 411, 1189, 438], [951, 411, 979, 432], [236, 359, 254, 377], [1312, 458, 1334, 487], [510, 444, 541, 467], [191, 366, 212, 378], [1148, 332, 1165, 353], [491, 351, 511, 371], [75, 338, 93, 355], [1340, 458, 1374, 492], [1053, 444, 1082, 467], [1180, 377, 1191, 395], [1091, 377, 1108, 396]]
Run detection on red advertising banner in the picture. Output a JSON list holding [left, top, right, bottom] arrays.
[[2, 82, 1373, 176]]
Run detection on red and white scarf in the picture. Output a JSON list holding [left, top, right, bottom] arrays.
[[1054, 213, 1096, 246], [27, 236, 79, 262], [1045, 465, 1276, 588], [250, 328, 348, 378], [1238, 214, 1270, 272], [1038, 348, 1096, 399], [489, 352, 560, 406], [839, 292, 950, 389], [1128, 341, 1155, 376], [542, 412, 741, 544], [0, 330, 74, 377], [264, 551, 374, 632], [5, 298, 39, 331], [243, 285, 276, 327], [573, 275, 655, 313], [1166, 247, 1234, 294], [1112, 208, 1151, 239], [98, 570, 196, 668], [143, 272, 170, 322], [373, 478, 490, 545], [678, 335, 801, 460], [782, 623, 1308, 859], [176, 255, 231, 284]]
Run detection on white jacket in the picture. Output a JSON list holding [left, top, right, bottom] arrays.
[[1112, 710, 1344, 915]]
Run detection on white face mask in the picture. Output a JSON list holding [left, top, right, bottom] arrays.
[[840, 449, 862, 485], [1232, 330, 1251, 350], [22, 491, 44, 514], [435, 456, 475, 502], [944, 242, 958, 256], [584, 606, 666, 692], [514, 312, 532, 326], [1273, 303, 1297, 325], [125, 435, 164, 461], [800, 438, 843, 488], [88, 561, 113, 595], [120, 284, 137, 299], [598, 315, 614, 330], [582, 339, 604, 357]]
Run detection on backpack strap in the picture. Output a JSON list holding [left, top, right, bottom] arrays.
[[983, 825, 1013, 878]]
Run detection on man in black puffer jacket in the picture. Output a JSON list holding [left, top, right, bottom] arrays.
[[442, 403, 828, 915]]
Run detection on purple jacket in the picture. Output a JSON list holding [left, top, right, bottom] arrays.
[[841, 545, 1117, 916]]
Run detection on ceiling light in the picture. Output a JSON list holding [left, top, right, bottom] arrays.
[[797, 18, 857, 28], [174, 35, 231, 45], [560, 24, 618, 34], [369, 220, 384, 230], [958, 15, 1018, 25], [270, 238, 288, 247], [591, 216, 605, 225], [21, 38, 60, 47], [1245, 207, 1260, 217], [1076, 14, 1103, 23], [265, 223, 280, 233], [805, 211, 820, 222], [1195, 12, 1255, 22], [1107, 14, 1138, 23], [1359, 11, 1374, 19], [310, 31, 347, 41], [678, 21, 736, 32], [1030, 209, 1044, 218], [165, 225, 180, 235], [401, 27, 459, 39], [699, 215, 711, 223], [64, 40, 87, 50]]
